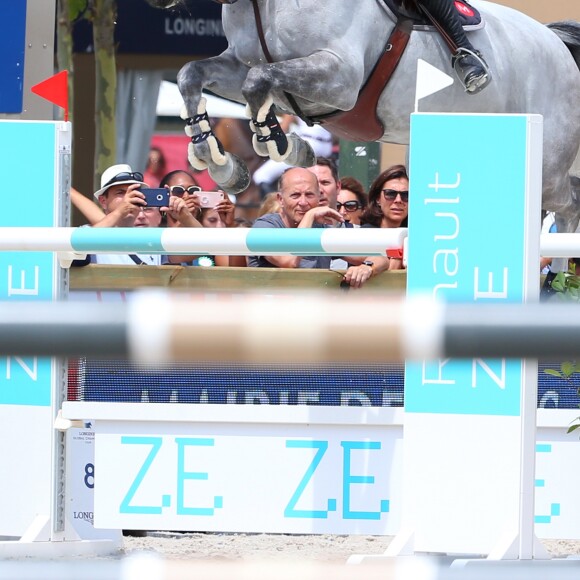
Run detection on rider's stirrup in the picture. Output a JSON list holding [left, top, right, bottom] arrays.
[[451, 48, 492, 94]]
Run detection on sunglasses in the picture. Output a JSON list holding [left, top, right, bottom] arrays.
[[336, 201, 362, 212], [382, 189, 409, 203], [169, 185, 202, 197], [104, 171, 144, 188]]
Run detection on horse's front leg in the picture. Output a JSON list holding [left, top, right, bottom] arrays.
[[242, 94, 318, 169], [242, 52, 362, 167], [177, 51, 251, 194]]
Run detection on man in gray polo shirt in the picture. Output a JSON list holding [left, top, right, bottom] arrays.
[[247, 167, 343, 268]]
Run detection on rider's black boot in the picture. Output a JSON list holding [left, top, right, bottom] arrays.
[[452, 48, 489, 94], [421, 0, 491, 93]]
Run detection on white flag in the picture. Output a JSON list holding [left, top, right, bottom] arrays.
[[414, 59, 454, 111]]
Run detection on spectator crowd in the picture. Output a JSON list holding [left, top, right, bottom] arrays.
[[72, 148, 409, 288]]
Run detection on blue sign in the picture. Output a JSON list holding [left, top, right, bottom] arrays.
[[0, 121, 59, 405], [0, 1, 27, 113], [73, 0, 227, 56], [405, 114, 532, 416]]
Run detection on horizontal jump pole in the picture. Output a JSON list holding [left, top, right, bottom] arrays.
[[539, 233, 580, 258], [0, 227, 407, 256], [2, 292, 580, 361], [0, 229, 577, 259]]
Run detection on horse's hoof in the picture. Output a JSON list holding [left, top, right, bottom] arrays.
[[207, 153, 251, 195], [252, 133, 271, 157], [282, 133, 316, 168], [187, 131, 228, 170], [187, 142, 209, 171]]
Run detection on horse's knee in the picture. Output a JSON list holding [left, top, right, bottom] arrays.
[[177, 61, 203, 95], [242, 67, 274, 107]]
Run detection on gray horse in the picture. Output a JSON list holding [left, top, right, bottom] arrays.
[[146, 0, 580, 232]]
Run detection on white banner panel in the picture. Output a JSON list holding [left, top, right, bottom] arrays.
[[64, 402, 580, 539], [94, 420, 403, 534]]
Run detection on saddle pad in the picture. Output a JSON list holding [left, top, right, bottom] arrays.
[[453, 0, 481, 26], [381, 0, 484, 30]]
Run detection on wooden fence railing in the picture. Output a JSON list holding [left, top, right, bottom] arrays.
[[69, 265, 408, 292]]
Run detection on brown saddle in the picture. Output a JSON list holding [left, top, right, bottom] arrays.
[[314, 0, 483, 141]]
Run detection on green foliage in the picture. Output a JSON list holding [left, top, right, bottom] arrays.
[[547, 268, 580, 301], [545, 361, 579, 379], [69, 0, 89, 21]]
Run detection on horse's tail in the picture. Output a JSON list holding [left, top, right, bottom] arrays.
[[547, 21, 580, 70]]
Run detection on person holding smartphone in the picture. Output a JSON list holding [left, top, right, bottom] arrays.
[[91, 164, 198, 266], [160, 169, 242, 266]]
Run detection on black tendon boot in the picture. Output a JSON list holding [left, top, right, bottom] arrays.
[[423, 0, 491, 93]]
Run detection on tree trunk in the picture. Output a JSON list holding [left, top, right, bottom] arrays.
[[56, 0, 75, 124], [92, 0, 117, 191]]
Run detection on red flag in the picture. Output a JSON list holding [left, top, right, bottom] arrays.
[[31, 70, 69, 121]]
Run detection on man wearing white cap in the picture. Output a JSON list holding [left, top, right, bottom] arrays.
[[93, 164, 148, 227], [91, 164, 198, 265]]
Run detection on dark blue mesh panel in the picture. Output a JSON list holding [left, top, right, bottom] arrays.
[[538, 362, 580, 409], [67, 359, 580, 409]]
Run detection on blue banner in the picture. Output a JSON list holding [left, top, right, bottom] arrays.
[[0, 0, 27, 113], [0, 122, 58, 405], [405, 114, 531, 416]]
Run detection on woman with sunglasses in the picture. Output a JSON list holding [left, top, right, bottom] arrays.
[[159, 169, 243, 267], [361, 165, 409, 230], [160, 170, 203, 223], [342, 165, 409, 288], [337, 176, 368, 226]]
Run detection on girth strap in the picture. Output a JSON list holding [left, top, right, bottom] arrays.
[[314, 17, 413, 142]]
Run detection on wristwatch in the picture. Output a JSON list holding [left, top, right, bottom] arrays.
[[362, 260, 374, 274]]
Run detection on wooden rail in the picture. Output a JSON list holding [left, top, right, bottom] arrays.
[[69, 265, 408, 292]]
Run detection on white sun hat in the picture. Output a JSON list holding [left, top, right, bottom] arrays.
[[93, 164, 148, 200]]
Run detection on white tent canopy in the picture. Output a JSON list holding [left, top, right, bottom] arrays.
[[156, 80, 247, 119]]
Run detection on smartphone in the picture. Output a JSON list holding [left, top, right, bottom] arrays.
[[199, 191, 224, 208], [141, 188, 170, 207]]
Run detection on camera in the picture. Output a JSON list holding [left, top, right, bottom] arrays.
[[199, 191, 224, 208], [140, 188, 170, 207]]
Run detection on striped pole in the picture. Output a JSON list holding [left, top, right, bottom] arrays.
[[0, 227, 407, 256], [0, 228, 577, 258], [2, 292, 580, 361]]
